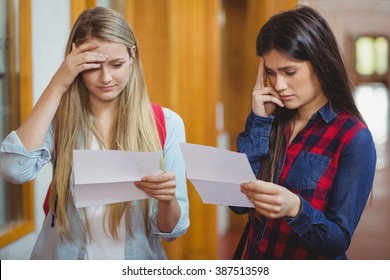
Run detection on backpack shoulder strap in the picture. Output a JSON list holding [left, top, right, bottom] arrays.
[[151, 103, 166, 149]]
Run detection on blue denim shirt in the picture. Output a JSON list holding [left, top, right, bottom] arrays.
[[232, 104, 376, 259]]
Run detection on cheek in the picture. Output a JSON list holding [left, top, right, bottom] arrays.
[[117, 67, 131, 85], [81, 72, 97, 88]]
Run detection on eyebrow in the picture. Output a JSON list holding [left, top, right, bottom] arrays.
[[107, 57, 128, 63], [265, 65, 297, 72]]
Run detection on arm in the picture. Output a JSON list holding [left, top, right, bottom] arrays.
[[237, 111, 274, 175], [0, 43, 108, 183], [0, 129, 53, 184], [136, 108, 189, 240], [231, 57, 283, 215], [238, 57, 283, 174], [17, 43, 107, 151], [230, 112, 274, 215], [287, 128, 376, 257]]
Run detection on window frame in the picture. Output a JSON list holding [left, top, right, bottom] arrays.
[[0, 0, 34, 248], [353, 34, 389, 85]]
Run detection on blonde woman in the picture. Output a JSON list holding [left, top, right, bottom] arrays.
[[0, 7, 189, 259]]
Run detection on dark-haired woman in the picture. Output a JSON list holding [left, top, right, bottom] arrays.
[[233, 6, 376, 259]]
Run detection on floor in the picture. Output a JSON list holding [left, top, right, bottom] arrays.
[[219, 83, 390, 260]]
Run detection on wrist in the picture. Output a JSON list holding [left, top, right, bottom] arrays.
[[287, 194, 301, 218]]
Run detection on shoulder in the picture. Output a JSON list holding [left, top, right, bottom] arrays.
[[331, 111, 367, 143], [162, 107, 185, 129], [333, 111, 366, 130], [161, 108, 186, 152], [333, 111, 375, 155]]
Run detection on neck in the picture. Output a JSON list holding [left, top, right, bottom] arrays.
[[89, 97, 119, 144], [295, 94, 328, 123]]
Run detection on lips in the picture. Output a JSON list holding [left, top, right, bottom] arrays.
[[97, 85, 115, 91], [279, 95, 293, 101]]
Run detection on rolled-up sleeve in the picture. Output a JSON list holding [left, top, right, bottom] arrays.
[[0, 128, 53, 184], [149, 108, 190, 241]]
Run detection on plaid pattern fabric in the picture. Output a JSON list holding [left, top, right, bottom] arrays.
[[244, 109, 366, 259]]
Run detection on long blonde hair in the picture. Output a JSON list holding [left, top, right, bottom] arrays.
[[49, 7, 162, 239]]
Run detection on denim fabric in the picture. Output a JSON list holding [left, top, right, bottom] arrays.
[[233, 104, 376, 259]]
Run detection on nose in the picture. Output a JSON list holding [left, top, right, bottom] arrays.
[[274, 75, 287, 93], [99, 66, 112, 84]]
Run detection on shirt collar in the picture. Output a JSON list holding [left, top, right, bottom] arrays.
[[315, 102, 338, 123]]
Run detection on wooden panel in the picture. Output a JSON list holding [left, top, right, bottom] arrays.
[[70, 0, 96, 25], [125, 0, 220, 259], [19, 0, 34, 223], [0, 0, 34, 248]]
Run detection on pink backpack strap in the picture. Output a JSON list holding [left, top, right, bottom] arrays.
[[151, 103, 166, 149]]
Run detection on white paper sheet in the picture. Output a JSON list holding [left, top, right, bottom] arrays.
[[179, 143, 256, 207], [73, 150, 160, 208]]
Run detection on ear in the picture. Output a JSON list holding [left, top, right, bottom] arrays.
[[129, 45, 136, 65], [131, 45, 136, 57]]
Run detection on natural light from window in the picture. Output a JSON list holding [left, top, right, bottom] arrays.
[[356, 36, 389, 76]]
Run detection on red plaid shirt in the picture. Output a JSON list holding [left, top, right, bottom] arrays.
[[237, 103, 376, 259]]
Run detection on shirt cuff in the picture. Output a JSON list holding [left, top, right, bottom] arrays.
[[0, 131, 51, 164], [285, 197, 315, 237], [149, 209, 189, 242], [249, 112, 274, 137]]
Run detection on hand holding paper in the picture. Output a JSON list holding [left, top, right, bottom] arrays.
[[179, 143, 255, 208], [73, 150, 160, 208]]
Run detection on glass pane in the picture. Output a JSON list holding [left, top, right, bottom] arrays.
[[375, 37, 388, 75], [356, 36, 375, 75], [0, 0, 23, 229]]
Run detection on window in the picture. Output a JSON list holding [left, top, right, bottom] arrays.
[[0, 0, 34, 248], [355, 36, 389, 77]]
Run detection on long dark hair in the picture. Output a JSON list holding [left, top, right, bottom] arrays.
[[256, 6, 363, 182]]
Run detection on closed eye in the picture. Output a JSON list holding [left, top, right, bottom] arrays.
[[285, 71, 296, 76], [112, 63, 124, 68]]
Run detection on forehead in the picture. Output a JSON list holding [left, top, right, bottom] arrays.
[[263, 49, 305, 69], [85, 38, 129, 57]]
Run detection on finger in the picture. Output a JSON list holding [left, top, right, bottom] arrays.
[[141, 171, 174, 183], [254, 57, 266, 90], [137, 185, 176, 202], [79, 52, 108, 64], [140, 186, 175, 196], [253, 92, 285, 108], [73, 42, 100, 54], [77, 63, 101, 72], [254, 193, 281, 205], [241, 180, 278, 195], [137, 182, 175, 192], [254, 206, 281, 219], [254, 201, 279, 213]]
